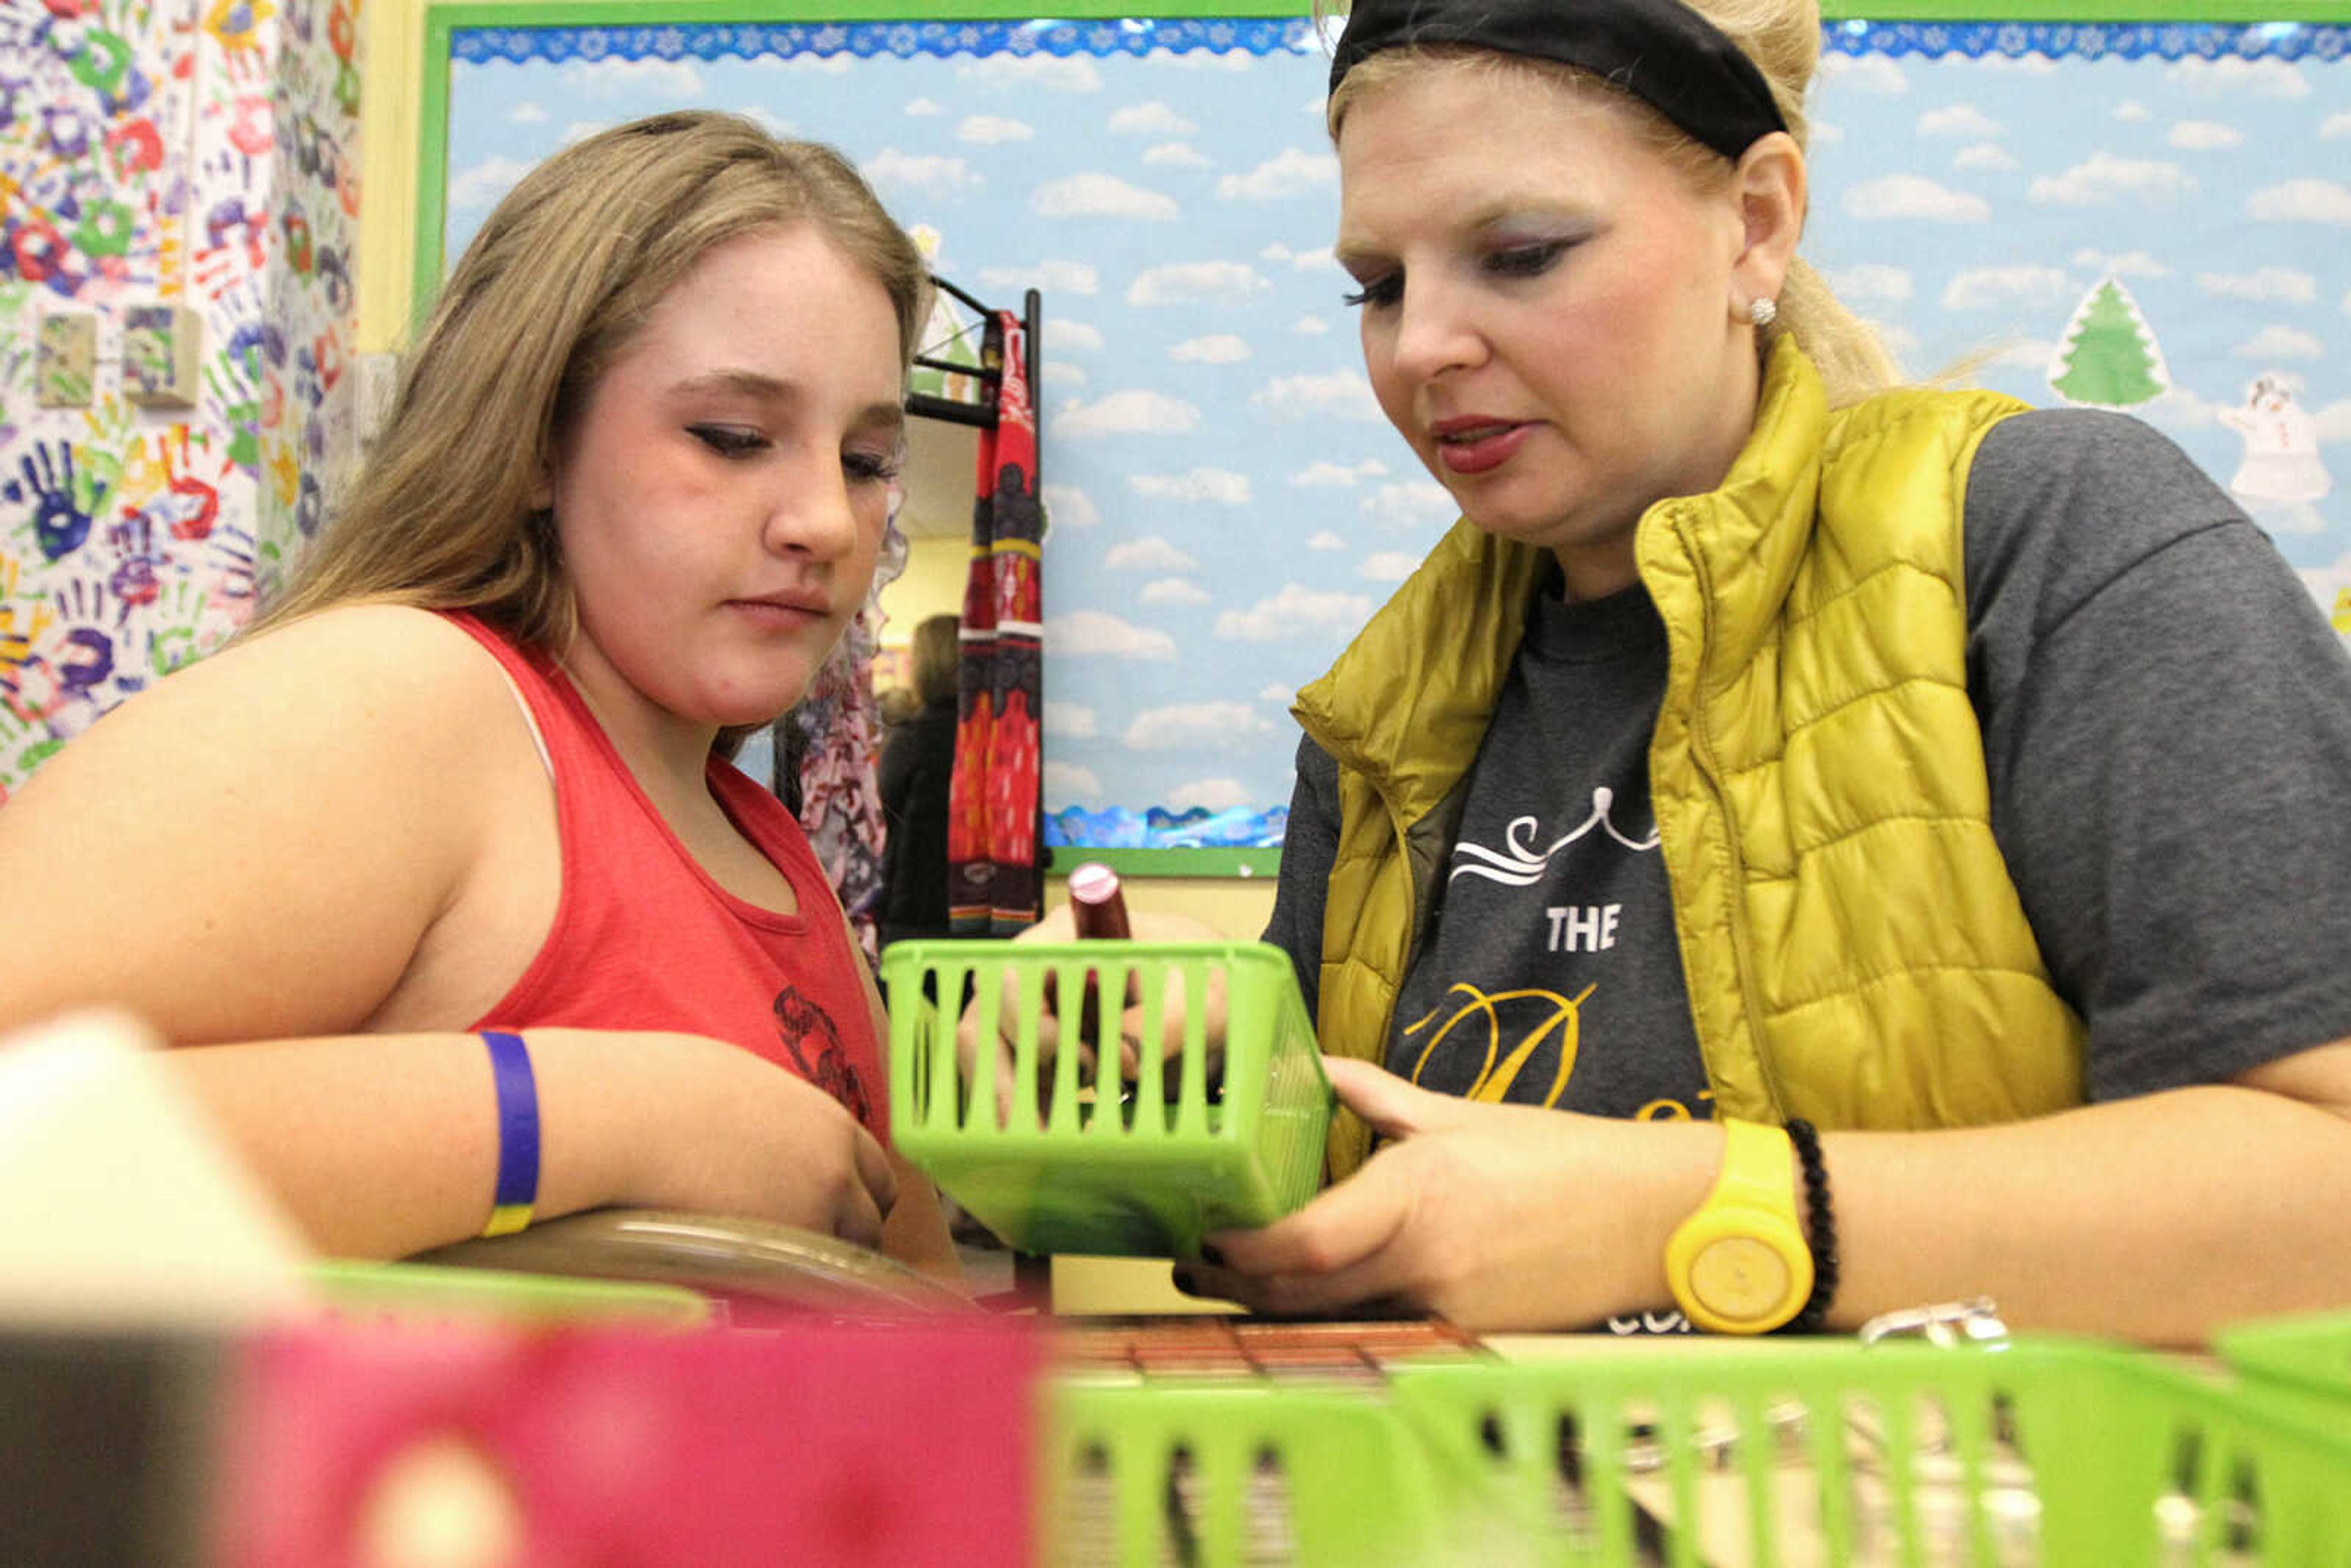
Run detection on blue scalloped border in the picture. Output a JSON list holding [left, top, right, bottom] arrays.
[[451, 17, 1318, 66], [451, 18, 2351, 67]]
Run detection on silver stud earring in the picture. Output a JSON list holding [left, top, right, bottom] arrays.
[[1747, 296, 1779, 329]]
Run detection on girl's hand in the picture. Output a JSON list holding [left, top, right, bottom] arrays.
[[1187, 1057, 1715, 1330], [615, 1032, 900, 1250]]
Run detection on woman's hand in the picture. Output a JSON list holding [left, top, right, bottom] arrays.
[[603, 1031, 901, 1250], [1185, 1057, 1717, 1330]]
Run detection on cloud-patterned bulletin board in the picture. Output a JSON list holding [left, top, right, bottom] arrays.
[[421, 2, 2351, 877]]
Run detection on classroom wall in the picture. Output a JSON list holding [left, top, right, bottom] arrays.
[[880, 531, 1278, 937], [0, 0, 361, 801]]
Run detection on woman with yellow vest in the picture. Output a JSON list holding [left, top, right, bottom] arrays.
[[1158, 0, 2351, 1345]]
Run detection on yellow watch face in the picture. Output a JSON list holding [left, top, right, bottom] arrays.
[[1687, 1235, 1794, 1321], [1663, 1120, 1815, 1334]]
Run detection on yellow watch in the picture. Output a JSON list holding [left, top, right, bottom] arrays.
[[1663, 1119, 1814, 1334]]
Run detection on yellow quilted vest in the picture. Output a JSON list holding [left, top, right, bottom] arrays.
[[1295, 342, 2087, 1178]]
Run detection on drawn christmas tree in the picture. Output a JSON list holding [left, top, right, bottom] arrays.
[[2047, 276, 2170, 408]]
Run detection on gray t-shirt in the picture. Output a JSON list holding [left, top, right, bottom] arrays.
[[1267, 408, 2351, 1113]]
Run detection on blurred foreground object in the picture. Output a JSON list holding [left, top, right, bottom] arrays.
[[0, 1010, 313, 1330]]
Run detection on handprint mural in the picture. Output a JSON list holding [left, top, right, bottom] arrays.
[[0, 0, 359, 800]]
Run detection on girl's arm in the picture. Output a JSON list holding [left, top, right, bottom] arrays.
[[0, 607, 894, 1258]]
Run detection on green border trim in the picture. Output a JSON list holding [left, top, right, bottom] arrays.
[[1049, 846, 1284, 879]]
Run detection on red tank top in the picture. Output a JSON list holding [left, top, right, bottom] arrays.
[[449, 613, 885, 1136]]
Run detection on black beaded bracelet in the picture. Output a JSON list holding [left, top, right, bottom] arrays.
[[1778, 1117, 1839, 1334]]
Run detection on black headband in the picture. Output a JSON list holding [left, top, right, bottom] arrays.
[[1329, 0, 1788, 161]]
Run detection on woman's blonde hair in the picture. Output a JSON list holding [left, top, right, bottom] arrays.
[[252, 111, 930, 647], [1323, 0, 1900, 407], [908, 612, 961, 708]]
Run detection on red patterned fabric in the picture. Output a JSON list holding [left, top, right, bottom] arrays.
[[445, 612, 887, 1136], [947, 310, 1043, 936]]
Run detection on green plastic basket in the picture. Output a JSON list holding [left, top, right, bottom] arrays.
[[882, 939, 1333, 1259], [1046, 1335, 2351, 1566], [2216, 1308, 2351, 1409]]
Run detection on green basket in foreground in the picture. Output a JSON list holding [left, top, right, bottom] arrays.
[[1048, 1332, 2351, 1567], [882, 939, 1333, 1259]]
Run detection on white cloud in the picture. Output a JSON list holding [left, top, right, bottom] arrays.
[[1166, 778, 1253, 812], [906, 98, 945, 117], [1954, 143, 2017, 173], [2114, 100, 2153, 122], [1360, 552, 1422, 582], [740, 107, 796, 140], [2324, 111, 2351, 140], [2199, 268, 2316, 304], [1307, 530, 1344, 551], [1170, 334, 1251, 364], [1940, 265, 2072, 312], [1260, 242, 1319, 269], [2313, 400, 2351, 441], [1043, 483, 1100, 528], [2168, 119, 2244, 151], [1049, 320, 1106, 354], [1044, 760, 1103, 803], [1250, 370, 1382, 421], [1149, 47, 1251, 71], [1041, 361, 1088, 389], [1818, 53, 1908, 95], [1090, 392, 1199, 460], [1217, 583, 1377, 641], [1105, 536, 1199, 571], [958, 54, 1101, 93], [983, 260, 1101, 298], [2167, 57, 2308, 99], [560, 58, 701, 97], [1032, 173, 1179, 220], [1128, 261, 1269, 306], [1823, 263, 1913, 304], [1258, 683, 1294, 706], [1360, 482, 1458, 528], [1919, 103, 2001, 137], [2028, 153, 2194, 206], [1217, 148, 1338, 201], [1142, 142, 1210, 168], [1139, 577, 1210, 606], [447, 156, 533, 212], [2231, 326, 2325, 360], [958, 114, 1033, 145], [561, 121, 614, 146], [509, 102, 546, 124], [1129, 468, 1251, 505], [1843, 174, 1990, 222], [1051, 609, 1177, 659], [2073, 249, 2170, 279], [2247, 180, 2351, 224], [863, 149, 980, 194], [1045, 700, 1098, 738], [1294, 315, 1332, 334], [1109, 101, 1196, 136], [1987, 337, 2058, 370], [1289, 459, 1387, 487], [1122, 702, 1271, 751]]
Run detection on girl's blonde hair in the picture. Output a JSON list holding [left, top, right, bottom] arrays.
[[252, 111, 930, 647], [1324, 0, 1900, 407]]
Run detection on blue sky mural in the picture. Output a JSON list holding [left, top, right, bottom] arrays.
[[441, 18, 2351, 849]]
